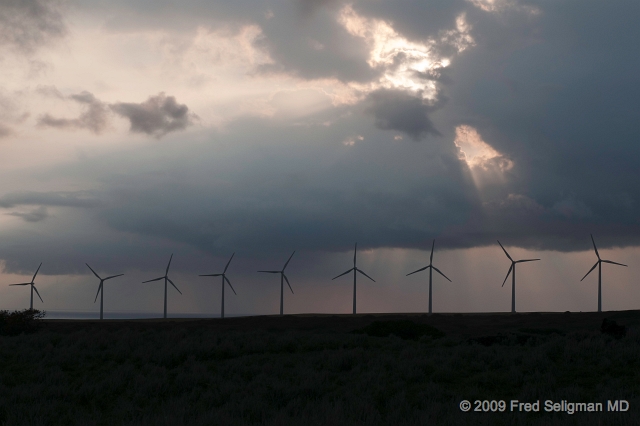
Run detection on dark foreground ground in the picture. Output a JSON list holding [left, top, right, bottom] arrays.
[[1, 311, 639, 425]]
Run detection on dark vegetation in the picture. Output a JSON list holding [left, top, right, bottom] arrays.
[[0, 309, 45, 336], [354, 319, 445, 340], [1, 311, 639, 425]]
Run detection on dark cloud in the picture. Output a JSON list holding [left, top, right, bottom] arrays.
[[365, 89, 443, 140], [414, 66, 453, 85], [37, 91, 110, 134], [6, 206, 49, 222], [0, 190, 99, 208], [297, 0, 340, 18], [433, 0, 640, 250], [0, 0, 67, 53], [351, 0, 469, 44], [110, 93, 198, 138], [254, 1, 376, 83]]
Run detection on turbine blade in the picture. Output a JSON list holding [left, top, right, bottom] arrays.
[[602, 260, 627, 267], [104, 273, 124, 281], [590, 234, 600, 260], [33, 285, 44, 303], [497, 240, 513, 261], [94, 282, 103, 303], [502, 264, 513, 287], [85, 263, 101, 280], [223, 253, 235, 273], [516, 259, 540, 263], [283, 274, 294, 294], [142, 277, 164, 283], [165, 253, 173, 275], [199, 273, 222, 277], [32, 263, 42, 282], [258, 270, 280, 273], [353, 242, 357, 267], [283, 251, 295, 271], [432, 266, 452, 282], [406, 266, 429, 276], [332, 268, 354, 280], [224, 276, 237, 295], [580, 262, 599, 281], [356, 268, 375, 282], [9, 283, 31, 286], [430, 240, 435, 264], [167, 277, 182, 295]]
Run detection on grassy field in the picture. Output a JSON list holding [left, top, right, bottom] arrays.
[[1, 311, 639, 425]]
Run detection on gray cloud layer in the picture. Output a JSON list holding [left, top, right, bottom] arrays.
[[6, 206, 49, 222], [0, 190, 99, 209]]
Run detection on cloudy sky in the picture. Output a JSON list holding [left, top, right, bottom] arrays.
[[1, 0, 639, 317]]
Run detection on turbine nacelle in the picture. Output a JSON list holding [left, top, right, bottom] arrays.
[[199, 252, 237, 295], [8, 263, 44, 305], [258, 250, 295, 294]]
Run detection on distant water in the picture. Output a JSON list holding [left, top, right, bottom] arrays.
[[43, 310, 252, 320]]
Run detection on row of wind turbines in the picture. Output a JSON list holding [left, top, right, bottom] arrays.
[[6, 235, 627, 319]]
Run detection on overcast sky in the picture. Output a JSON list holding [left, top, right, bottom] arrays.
[[1, 0, 638, 317]]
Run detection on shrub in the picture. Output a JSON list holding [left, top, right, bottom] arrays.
[[601, 318, 626, 339], [0, 309, 46, 336]]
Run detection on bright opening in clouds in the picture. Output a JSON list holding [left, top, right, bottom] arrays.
[[1, 0, 639, 317]]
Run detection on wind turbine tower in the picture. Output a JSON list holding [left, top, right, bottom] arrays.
[[142, 254, 182, 319], [498, 241, 540, 313], [86, 264, 124, 320], [406, 240, 451, 314], [258, 251, 295, 316], [332, 243, 375, 315], [199, 253, 237, 318], [581, 234, 627, 312], [8, 263, 44, 310]]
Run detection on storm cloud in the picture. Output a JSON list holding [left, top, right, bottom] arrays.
[[365, 89, 444, 140], [110, 93, 198, 138]]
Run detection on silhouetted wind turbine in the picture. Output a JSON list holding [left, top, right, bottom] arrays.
[[142, 254, 182, 319], [199, 253, 237, 318], [581, 234, 627, 312], [332, 243, 375, 315], [498, 241, 540, 313], [86, 263, 124, 320], [406, 240, 451, 314], [258, 251, 295, 316], [8, 263, 43, 310]]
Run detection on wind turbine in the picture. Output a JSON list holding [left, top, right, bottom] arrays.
[[8, 263, 43, 310], [498, 241, 540, 313], [332, 243, 375, 315], [581, 234, 627, 312], [142, 254, 182, 319], [406, 240, 451, 314], [258, 251, 295, 316], [86, 263, 124, 320], [199, 253, 237, 318]]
